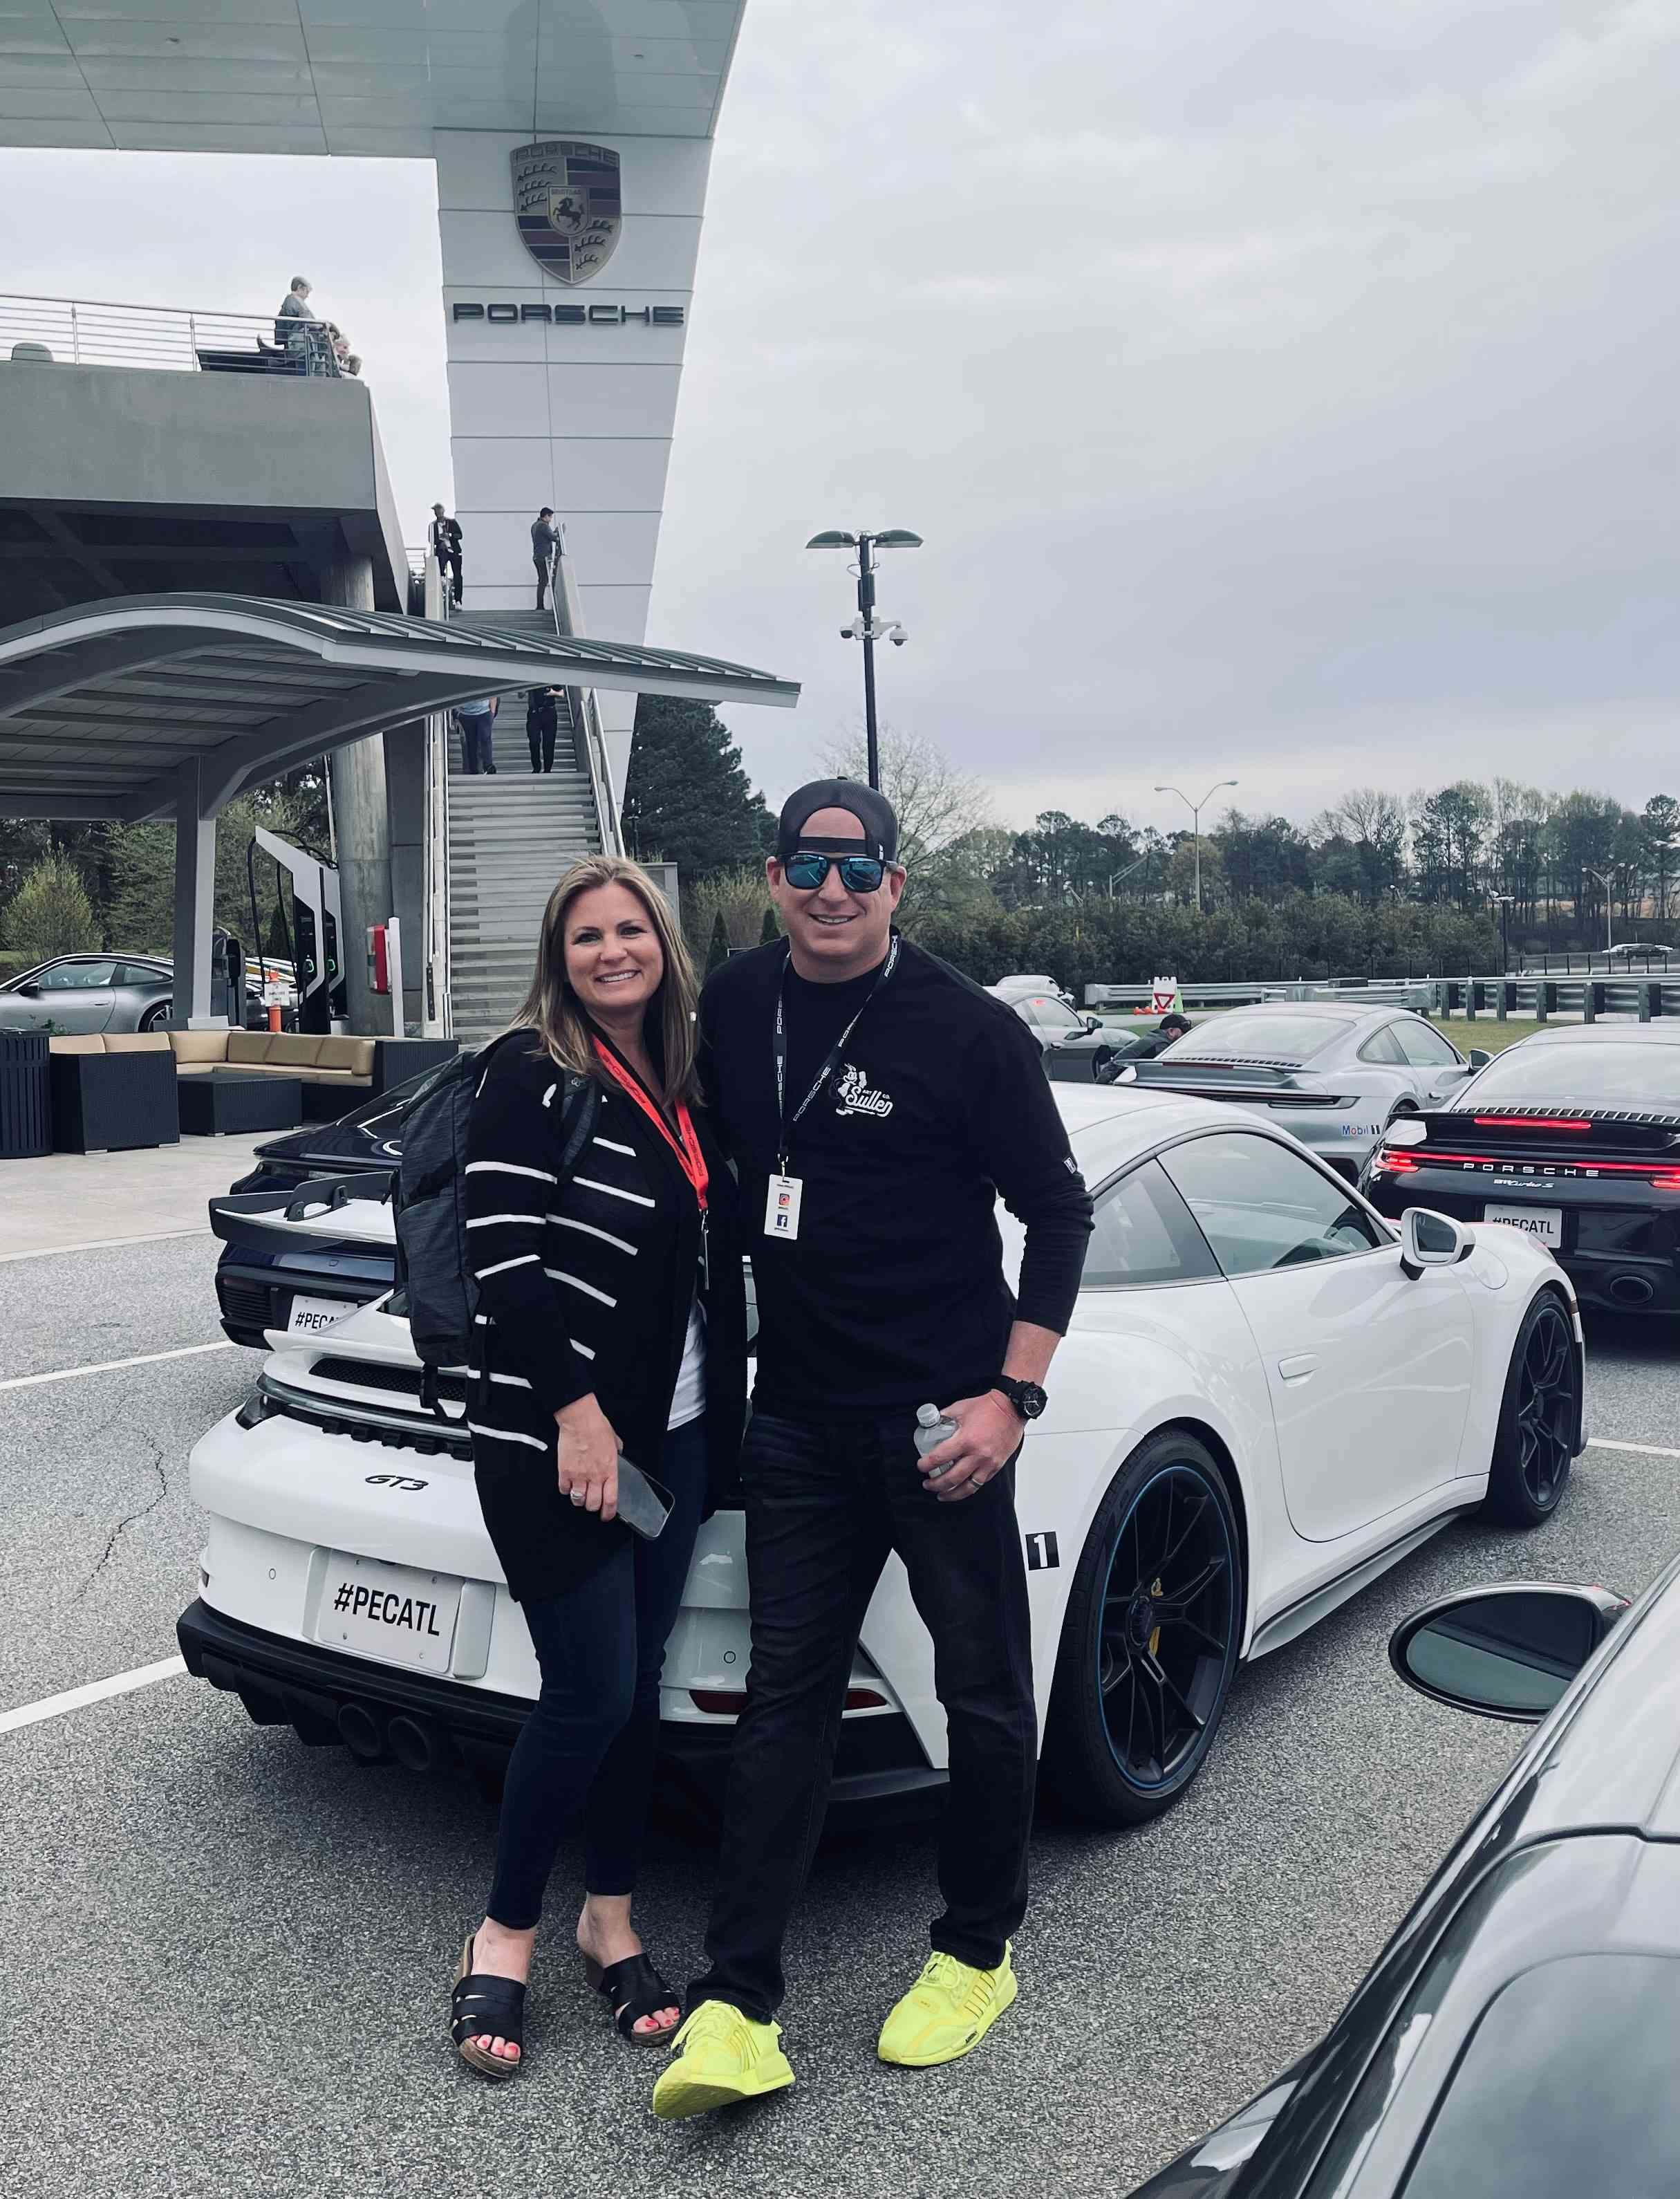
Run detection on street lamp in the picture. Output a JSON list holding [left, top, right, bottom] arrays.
[[806, 528, 922, 790], [1582, 866, 1615, 956], [1107, 851, 1152, 898], [1155, 779, 1238, 913], [1495, 895, 1514, 974]]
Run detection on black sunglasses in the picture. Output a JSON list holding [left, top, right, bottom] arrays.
[[782, 851, 889, 893]]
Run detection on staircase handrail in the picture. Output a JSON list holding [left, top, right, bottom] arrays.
[[420, 550, 452, 1037], [550, 544, 626, 858]]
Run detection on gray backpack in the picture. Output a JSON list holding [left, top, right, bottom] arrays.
[[393, 1038, 598, 1413]]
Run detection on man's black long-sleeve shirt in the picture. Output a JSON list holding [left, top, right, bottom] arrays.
[[698, 935, 1094, 1418]]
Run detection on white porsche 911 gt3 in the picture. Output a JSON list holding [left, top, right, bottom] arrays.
[[178, 1086, 1584, 1827]]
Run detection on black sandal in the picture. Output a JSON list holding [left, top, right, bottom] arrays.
[[582, 1951, 682, 2046], [451, 1933, 527, 2081]]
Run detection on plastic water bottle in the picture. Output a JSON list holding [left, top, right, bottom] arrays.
[[914, 1402, 958, 1458]]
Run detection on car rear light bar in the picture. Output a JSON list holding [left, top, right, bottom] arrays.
[[1473, 1116, 1592, 1131], [1375, 1147, 1680, 1189]]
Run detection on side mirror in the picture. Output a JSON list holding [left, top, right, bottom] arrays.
[[1467, 1048, 1492, 1070], [1400, 1206, 1473, 1275], [1084, 1015, 1101, 1033], [17, 981, 40, 997], [1390, 1582, 1627, 1722]]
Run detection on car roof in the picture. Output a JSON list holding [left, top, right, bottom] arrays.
[[1511, 1022, 1680, 1048], [1051, 1082, 1282, 1153]]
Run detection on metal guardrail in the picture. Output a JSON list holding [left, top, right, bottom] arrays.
[[0, 291, 343, 378], [553, 544, 626, 859], [1085, 974, 1680, 1021]]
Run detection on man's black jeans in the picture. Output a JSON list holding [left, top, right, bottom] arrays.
[[690, 1409, 1037, 2021]]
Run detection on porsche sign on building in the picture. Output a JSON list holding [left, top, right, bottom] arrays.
[[0, 0, 747, 794]]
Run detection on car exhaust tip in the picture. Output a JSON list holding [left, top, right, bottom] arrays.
[[337, 1702, 387, 1761], [1608, 1273, 1656, 1306], [386, 1713, 437, 1773]]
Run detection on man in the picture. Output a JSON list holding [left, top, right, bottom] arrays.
[[653, 779, 1094, 2122], [524, 685, 559, 773], [454, 692, 498, 774], [429, 503, 463, 606], [1130, 1009, 1193, 1059], [273, 277, 319, 370], [532, 508, 561, 610]]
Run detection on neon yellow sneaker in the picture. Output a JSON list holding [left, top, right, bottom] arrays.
[[650, 1999, 795, 2121], [877, 1945, 1018, 2068]]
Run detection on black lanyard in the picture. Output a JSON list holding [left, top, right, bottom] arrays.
[[773, 936, 899, 1173]]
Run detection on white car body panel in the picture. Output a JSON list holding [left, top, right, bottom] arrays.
[[187, 1085, 1579, 1791]]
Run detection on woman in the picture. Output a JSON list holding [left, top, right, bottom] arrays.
[[447, 855, 747, 2080]]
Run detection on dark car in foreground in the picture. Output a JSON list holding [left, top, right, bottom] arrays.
[[1363, 1023, 1680, 1315], [1127, 1556, 1679, 2197]]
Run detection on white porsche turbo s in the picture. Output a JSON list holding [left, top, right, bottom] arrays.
[[178, 1086, 1585, 1828]]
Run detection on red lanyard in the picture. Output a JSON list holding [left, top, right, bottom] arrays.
[[592, 1041, 709, 1212]]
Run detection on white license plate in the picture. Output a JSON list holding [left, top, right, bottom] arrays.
[[317, 1554, 461, 1674], [1484, 1204, 1563, 1246], [286, 1294, 349, 1337]]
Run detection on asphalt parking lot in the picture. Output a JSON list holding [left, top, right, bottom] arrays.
[[4, 1229, 1679, 2199]]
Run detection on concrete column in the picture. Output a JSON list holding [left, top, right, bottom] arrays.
[[324, 554, 391, 1033], [171, 755, 218, 1028], [383, 717, 427, 1037]]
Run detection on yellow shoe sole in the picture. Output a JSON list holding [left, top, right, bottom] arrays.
[[878, 1967, 1018, 2068], [651, 2052, 795, 2122]]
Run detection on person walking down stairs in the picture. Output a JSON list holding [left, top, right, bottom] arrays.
[[456, 694, 498, 774], [525, 687, 560, 774]]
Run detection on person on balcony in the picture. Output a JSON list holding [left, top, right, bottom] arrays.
[[526, 686, 561, 774], [430, 505, 464, 606], [532, 509, 561, 611], [274, 277, 324, 373]]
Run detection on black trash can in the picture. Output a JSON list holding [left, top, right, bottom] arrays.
[[0, 1030, 51, 1158]]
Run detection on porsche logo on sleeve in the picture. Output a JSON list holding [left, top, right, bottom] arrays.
[[511, 141, 622, 284]]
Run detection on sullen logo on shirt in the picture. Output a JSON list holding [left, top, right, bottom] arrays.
[[834, 1063, 894, 1120]]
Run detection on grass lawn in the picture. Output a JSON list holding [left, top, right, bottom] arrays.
[[1430, 1016, 1548, 1055]]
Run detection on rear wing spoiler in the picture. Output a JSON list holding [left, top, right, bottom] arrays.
[[1118, 1063, 1345, 1108], [208, 1172, 393, 1261]]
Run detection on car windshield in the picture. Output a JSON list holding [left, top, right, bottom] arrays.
[[1461, 1041, 1680, 1111], [1399, 1954, 1680, 2198], [1162, 1013, 1347, 1064]]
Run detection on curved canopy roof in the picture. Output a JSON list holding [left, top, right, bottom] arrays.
[[0, 592, 798, 821]]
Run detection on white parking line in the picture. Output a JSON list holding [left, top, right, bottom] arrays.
[[0, 1655, 186, 1736], [0, 1339, 236, 1392], [1587, 1437, 1680, 1461], [0, 1227, 212, 1264]]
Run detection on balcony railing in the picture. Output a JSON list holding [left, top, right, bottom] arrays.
[[0, 293, 345, 379]]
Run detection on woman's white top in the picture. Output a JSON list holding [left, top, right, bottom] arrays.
[[666, 1294, 707, 1430]]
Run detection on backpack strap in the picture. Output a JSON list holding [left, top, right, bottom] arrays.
[[555, 1071, 599, 1180]]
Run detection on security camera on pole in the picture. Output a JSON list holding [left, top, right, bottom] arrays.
[[806, 528, 922, 791]]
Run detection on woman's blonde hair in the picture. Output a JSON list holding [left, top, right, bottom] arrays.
[[509, 855, 700, 1108]]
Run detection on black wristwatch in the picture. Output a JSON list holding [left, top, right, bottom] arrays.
[[993, 1375, 1047, 1422]]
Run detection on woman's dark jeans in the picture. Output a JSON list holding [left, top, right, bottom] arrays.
[[486, 1416, 707, 1930]]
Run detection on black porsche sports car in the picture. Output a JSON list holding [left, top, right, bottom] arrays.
[[1361, 1023, 1680, 1315], [1126, 1555, 1679, 2197]]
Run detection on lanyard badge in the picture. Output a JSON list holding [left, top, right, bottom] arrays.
[[766, 937, 899, 1241]]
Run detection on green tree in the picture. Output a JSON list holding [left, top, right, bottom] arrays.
[[760, 903, 781, 945], [704, 911, 729, 975], [2, 853, 98, 961], [624, 696, 773, 879], [1641, 794, 1679, 921]]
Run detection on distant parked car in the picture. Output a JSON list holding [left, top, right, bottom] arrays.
[[991, 986, 1144, 1082], [1117, 1003, 1488, 1180], [0, 952, 173, 1034]]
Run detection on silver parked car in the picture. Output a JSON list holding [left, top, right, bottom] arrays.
[[0, 952, 174, 1034], [1117, 1001, 1490, 1178]]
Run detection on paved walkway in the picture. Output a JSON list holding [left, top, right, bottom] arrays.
[[0, 1133, 271, 1259]]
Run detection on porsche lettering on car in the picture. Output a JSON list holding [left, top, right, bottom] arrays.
[[178, 1084, 1584, 1829]]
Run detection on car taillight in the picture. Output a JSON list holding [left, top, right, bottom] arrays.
[[1473, 1116, 1592, 1130], [1370, 1151, 1419, 1175], [1652, 1171, 1680, 1192]]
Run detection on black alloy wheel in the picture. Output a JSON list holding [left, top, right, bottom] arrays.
[[1484, 1290, 1578, 1526], [140, 999, 171, 1033], [1043, 1429, 1242, 1826]]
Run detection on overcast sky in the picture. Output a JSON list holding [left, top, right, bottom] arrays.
[[5, 0, 1678, 838]]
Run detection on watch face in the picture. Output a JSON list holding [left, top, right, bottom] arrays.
[[1002, 1380, 1047, 1419]]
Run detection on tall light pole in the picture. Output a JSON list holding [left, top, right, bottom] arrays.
[[806, 528, 922, 790], [1155, 779, 1238, 913], [1583, 865, 1614, 955], [1495, 893, 1513, 974]]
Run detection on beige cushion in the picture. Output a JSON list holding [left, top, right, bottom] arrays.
[[174, 1061, 216, 1076], [49, 1034, 106, 1055], [316, 1036, 375, 1074], [169, 1031, 230, 1064], [225, 1031, 272, 1064], [103, 1031, 172, 1054], [217, 1061, 308, 1077], [265, 1033, 326, 1066]]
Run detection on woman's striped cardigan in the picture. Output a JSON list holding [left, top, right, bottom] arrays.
[[461, 1029, 746, 1602]]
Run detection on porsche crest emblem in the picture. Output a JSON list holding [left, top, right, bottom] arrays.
[[511, 140, 622, 285]]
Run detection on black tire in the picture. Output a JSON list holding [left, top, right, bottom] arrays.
[[1043, 1429, 1242, 1826], [1092, 1046, 1113, 1083], [1483, 1289, 1578, 1526], [139, 999, 171, 1033]]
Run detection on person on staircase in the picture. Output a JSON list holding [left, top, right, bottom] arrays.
[[430, 504, 464, 606], [455, 693, 498, 774], [533, 508, 561, 611], [525, 686, 561, 774]]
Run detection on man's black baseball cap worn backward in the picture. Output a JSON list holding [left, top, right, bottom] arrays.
[[775, 779, 900, 862]]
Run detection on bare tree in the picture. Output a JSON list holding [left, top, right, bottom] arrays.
[[815, 725, 991, 871]]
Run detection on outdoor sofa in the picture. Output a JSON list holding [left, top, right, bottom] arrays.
[[48, 1032, 179, 1153], [168, 1030, 456, 1118]]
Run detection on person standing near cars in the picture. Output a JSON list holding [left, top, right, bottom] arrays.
[[532, 508, 561, 610], [449, 855, 747, 2081], [652, 779, 1094, 2121]]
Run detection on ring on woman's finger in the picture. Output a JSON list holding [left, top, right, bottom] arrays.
[[570, 1488, 586, 1505]]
